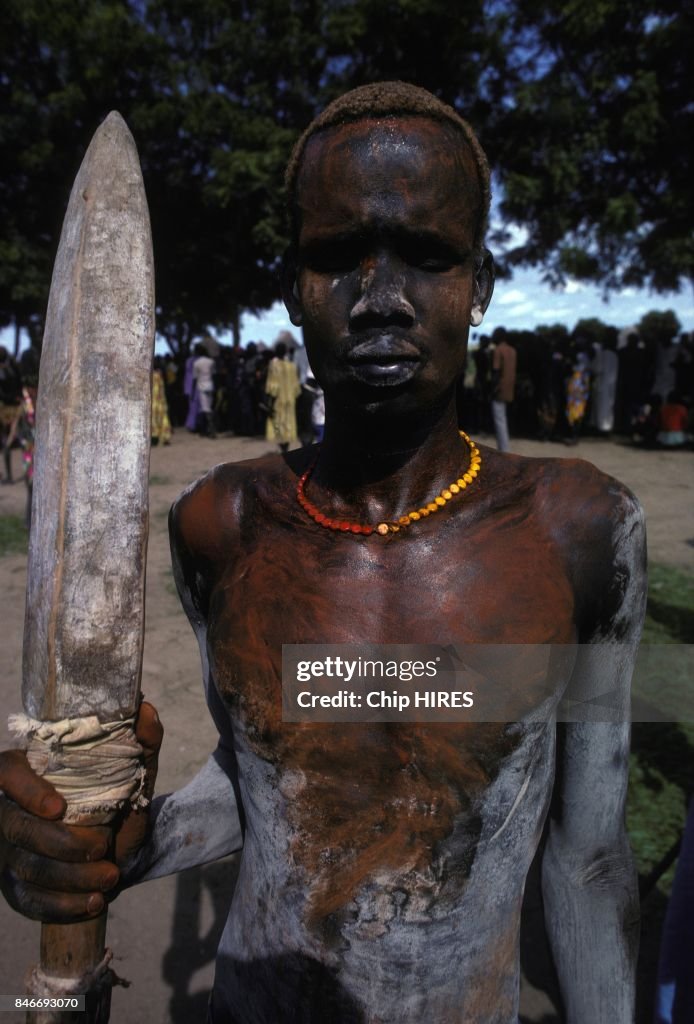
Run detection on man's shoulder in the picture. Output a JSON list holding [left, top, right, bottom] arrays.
[[487, 448, 646, 635], [485, 447, 644, 548], [169, 448, 313, 554]]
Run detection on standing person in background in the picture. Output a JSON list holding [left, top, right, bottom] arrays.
[[5, 379, 37, 528], [657, 391, 689, 448], [0, 347, 21, 483], [590, 329, 619, 436], [151, 356, 172, 446], [193, 341, 217, 438], [291, 337, 311, 385], [490, 327, 516, 452], [264, 340, 301, 453], [183, 350, 200, 433], [565, 346, 591, 446], [617, 332, 650, 433], [472, 334, 493, 432]]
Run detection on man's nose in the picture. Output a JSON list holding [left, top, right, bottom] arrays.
[[349, 253, 415, 328]]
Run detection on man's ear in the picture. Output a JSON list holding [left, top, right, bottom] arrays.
[[470, 248, 495, 327], [281, 248, 302, 327]]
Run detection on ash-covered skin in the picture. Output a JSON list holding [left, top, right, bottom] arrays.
[[167, 444, 645, 1024], [162, 117, 645, 1023]]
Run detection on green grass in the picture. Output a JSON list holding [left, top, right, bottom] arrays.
[[628, 562, 694, 896], [0, 514, 28, 556], [642, 563, 694, 645]]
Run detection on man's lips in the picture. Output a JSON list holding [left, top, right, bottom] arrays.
[[346, 337, 422, 366], [344, 337, 423, 385]]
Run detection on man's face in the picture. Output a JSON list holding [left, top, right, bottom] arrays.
[[283, 117, 493, 416]]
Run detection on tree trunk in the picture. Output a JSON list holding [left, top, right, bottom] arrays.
[[231, 305, 241, 347]]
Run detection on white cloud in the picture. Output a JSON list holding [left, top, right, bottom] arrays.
[[506, 301, 536, 317], [498, 289, 526, 305], [564, 280, 585, 294]]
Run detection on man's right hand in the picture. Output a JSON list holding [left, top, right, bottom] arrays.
[[0, 701, 162, 924]]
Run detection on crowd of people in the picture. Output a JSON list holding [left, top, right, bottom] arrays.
[[462, 322, 694, 450], [161, 330, 323, 450]]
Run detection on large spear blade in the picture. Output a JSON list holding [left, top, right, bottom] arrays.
[[20, 111, 155, 1023]]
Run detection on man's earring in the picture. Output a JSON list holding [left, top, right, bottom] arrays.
[[470, 308, 483, 327]]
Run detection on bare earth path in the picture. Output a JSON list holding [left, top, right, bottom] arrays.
[[1, 429, 692, 1023]]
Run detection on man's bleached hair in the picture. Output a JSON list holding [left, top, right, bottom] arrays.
[[285, 80, 491, 255]]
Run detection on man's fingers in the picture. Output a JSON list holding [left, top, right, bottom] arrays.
[[1, 874, 106, 924], [0, 800, 110, 864], [0, 750, 65, 819], [6, 848, 119, 894], [135, 701, 163, 760]]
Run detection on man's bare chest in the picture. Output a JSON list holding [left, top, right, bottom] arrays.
[[207, 511, 576, 653]]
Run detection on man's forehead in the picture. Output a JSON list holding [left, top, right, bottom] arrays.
[[299, 116, 478, 189], [296, 116, 480, 229]]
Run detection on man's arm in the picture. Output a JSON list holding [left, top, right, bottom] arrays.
[[126, 473, 248, 884], [542, 482, 646, 1022], [119, 746, 242, 885]]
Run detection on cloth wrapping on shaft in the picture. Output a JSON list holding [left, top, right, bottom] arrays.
[[26, 949, 113, 998], [8, 713, 148, 825]]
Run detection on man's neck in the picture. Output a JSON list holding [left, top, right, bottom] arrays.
[[308, 395, 472, 523]]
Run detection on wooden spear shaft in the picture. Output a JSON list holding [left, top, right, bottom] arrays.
[[21, 112, 155, 1024]]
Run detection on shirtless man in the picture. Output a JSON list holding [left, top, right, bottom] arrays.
[[0, 82, 645, 1022]]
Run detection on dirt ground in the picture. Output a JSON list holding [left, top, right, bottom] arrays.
[[0, 428, 692, 1023]]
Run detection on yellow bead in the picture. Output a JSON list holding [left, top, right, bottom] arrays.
[[399, 515, 411, 526], [457, 479, 467, 488], [463, 473, 473, 484], [390, 524, 400, 532], [419, 508, 430, 517], [427, 502, 439, 512], [377, 523, 389, 535], [435, 496, 446, 507], [409, 511, 421, 521], [471, 447, 479, 456], [441, 489, 452, 500], [450, 483, 460, 494]]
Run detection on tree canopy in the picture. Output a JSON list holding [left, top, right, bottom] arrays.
[[491, 0, 694, 294], [1, 0, 691, 357]]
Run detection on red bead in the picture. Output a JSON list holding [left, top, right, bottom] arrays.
[[315, 513, 327, 524], [361, 525, 374, 535], [339, 521, 351, 531], [350, 524, 363, 534]]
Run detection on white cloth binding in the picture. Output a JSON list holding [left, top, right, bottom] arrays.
[[7, 713, 147, 825]]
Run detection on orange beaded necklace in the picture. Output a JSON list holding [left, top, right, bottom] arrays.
[[296, 430, 481, 537]]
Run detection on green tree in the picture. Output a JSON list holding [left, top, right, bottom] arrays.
[[0, 0, 162, 350], [572, 318, 614, 347], [637, 309, 681, 347], [1, 1, 690, 358], [492, 0, 694, 294]]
